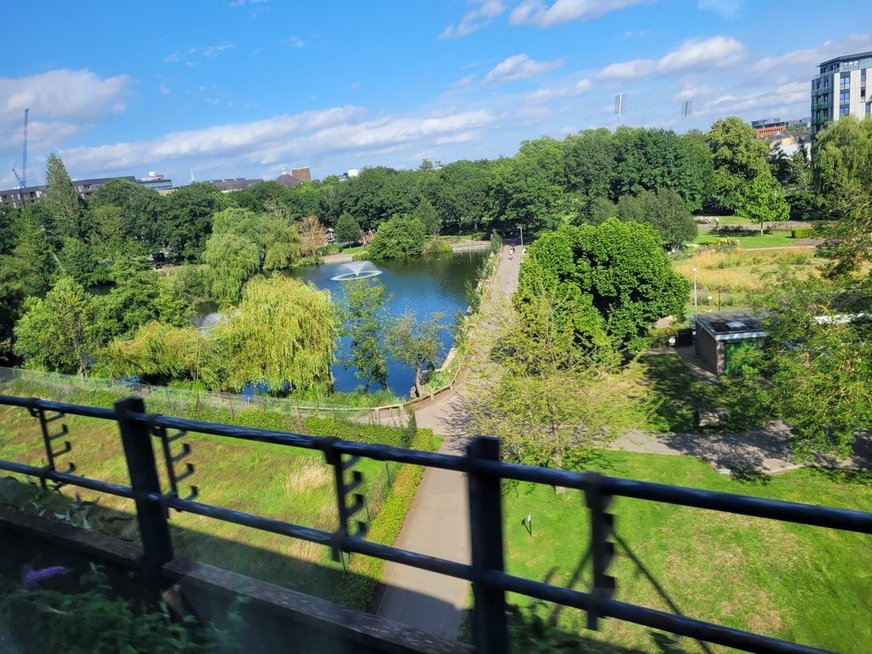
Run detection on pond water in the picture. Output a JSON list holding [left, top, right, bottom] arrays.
[[198, 250, 489, 397]]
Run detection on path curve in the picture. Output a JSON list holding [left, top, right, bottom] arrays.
[[374, 245, 522, 638]]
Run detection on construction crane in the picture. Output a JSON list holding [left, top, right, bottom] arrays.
[[11, 108, 28, 189]]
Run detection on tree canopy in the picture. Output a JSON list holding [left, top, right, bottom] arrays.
[[516, 219, 689, 355], [367, 215, 428, 260], [338, 279, 391, 388], [14, 276, 98, 376]]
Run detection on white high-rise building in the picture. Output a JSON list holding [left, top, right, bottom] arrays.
[[811, 51, 872, 139]]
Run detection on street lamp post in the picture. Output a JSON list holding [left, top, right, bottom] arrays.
[[519, 225, 524, 248]]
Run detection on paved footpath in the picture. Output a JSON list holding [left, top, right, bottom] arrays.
[[374, 245, 522, 638]]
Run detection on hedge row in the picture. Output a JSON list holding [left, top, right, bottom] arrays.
[[790, 226, 816, 239], [336, 417, 437, 610]]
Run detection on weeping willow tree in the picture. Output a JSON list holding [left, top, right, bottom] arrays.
[[96, 321, 219, 388], [211, 276, 336, 392], [203, 232, 261, 302]]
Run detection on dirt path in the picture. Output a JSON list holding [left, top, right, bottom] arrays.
[[374, 245, 522, 638]]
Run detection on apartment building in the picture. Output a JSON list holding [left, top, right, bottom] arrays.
[[811, 51, 872, 138]]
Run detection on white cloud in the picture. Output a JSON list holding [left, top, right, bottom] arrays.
[[483, 54, 563, 83], [58, 106, 495, 178], [599, 58, 656, 81], [440, 0, 505, 39], [283, 36, 305, 48], [599, 36, 746, 80], [165, 43, 235, 64], [449, 74, 478, 89], [509, 0, 647, 28], [229, 0, 269, 6], [528, 78, 592, 101], [658, 36, 745, 72], [0, 69, 129, 153], [698, 0, 743, 20], [757, 33, 872, 77]]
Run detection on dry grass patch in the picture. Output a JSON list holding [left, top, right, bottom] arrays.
[[286, 458, 332, 493]]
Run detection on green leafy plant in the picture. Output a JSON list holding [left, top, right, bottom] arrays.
[[0, 565, 243, 653]]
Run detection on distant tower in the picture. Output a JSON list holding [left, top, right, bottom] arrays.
[[682, 100, 693, 132], [614, 93, 624, 127]]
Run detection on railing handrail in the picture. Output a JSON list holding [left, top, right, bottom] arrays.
[[0, 393, 869, 654]]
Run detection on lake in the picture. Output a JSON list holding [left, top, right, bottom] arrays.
[[293, 250, 489, 397], [197, 249, 489, 397]]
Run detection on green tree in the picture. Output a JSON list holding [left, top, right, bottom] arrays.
[[211, 276, 336, 392], [14, 277, 98, 375], [413, 197, 441, 236], [202, 232, 261, 302], [616, 189, 697, 249], [334, 211, 363, 244], [515, 219, 689, 355], [367, 215, 428, 260], [486, 155, 562, 235], [430, 159, 493, 233], [94, 266, 161, 341], [706, 117, 772, 212], [211, 207, 266, 250], [468, 296, 636, 469], [59, 237, 105, 286], [163, 183, 227, 261], [45, 154, 85, 239], [97, 321, 212, 386], [387, 311, 445, 397], [261, 216, 299, 271], [338, 280, 391, 388], [737, 175, 789, 234], [813, 116, 872, 277], [155, 273, 197, 327], [735, 277, 872, 460], [90, 179, 166, 250], [563, 128, 615, 202]]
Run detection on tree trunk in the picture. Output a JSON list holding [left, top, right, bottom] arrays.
[[413, 367, 423, 398]]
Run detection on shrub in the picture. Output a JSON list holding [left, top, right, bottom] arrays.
[[337, 425, 437, 610], [0, 565, 242, 653], [648, 325, 682, 348], [490, 230, 503, 254], [421, 237, 452, 256], [791, 226, 816, 239]]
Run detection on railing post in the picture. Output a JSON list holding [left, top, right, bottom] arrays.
[[467, 436, 507, 654], [116, 397, 173, 579], [585, 472, 616, 630]]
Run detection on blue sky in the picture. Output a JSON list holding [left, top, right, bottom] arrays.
[[1, 0, 870, 187]]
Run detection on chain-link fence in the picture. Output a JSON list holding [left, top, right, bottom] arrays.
[[0, 367, 381, 421]]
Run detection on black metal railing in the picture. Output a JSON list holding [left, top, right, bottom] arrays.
[[1, 394, 870, 654]]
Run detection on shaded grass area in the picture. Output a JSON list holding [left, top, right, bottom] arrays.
[[502, 452, 872, 653], [0, 381, 436, 611]]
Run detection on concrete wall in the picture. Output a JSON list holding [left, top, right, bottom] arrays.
[[695, 325, 721, 375], [0, 507, 469, 654]]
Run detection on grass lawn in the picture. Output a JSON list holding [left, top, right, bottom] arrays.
[[693, 230, 799, 249], [673, 247, 820, 311], [502, 452, 872, 653], [340, 244, 366, 255], [0, 381, 434, 610]]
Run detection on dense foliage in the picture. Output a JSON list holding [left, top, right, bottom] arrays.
[[99, 276, 335, 393], [337, 280, 391, 388], [516, 219, 689, 356], [366, 215, 428, 260]]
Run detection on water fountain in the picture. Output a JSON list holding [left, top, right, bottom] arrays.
[[330, 260, 383, 281]]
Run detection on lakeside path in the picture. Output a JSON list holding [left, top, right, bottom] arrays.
[[373, 245, 522, 638]]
